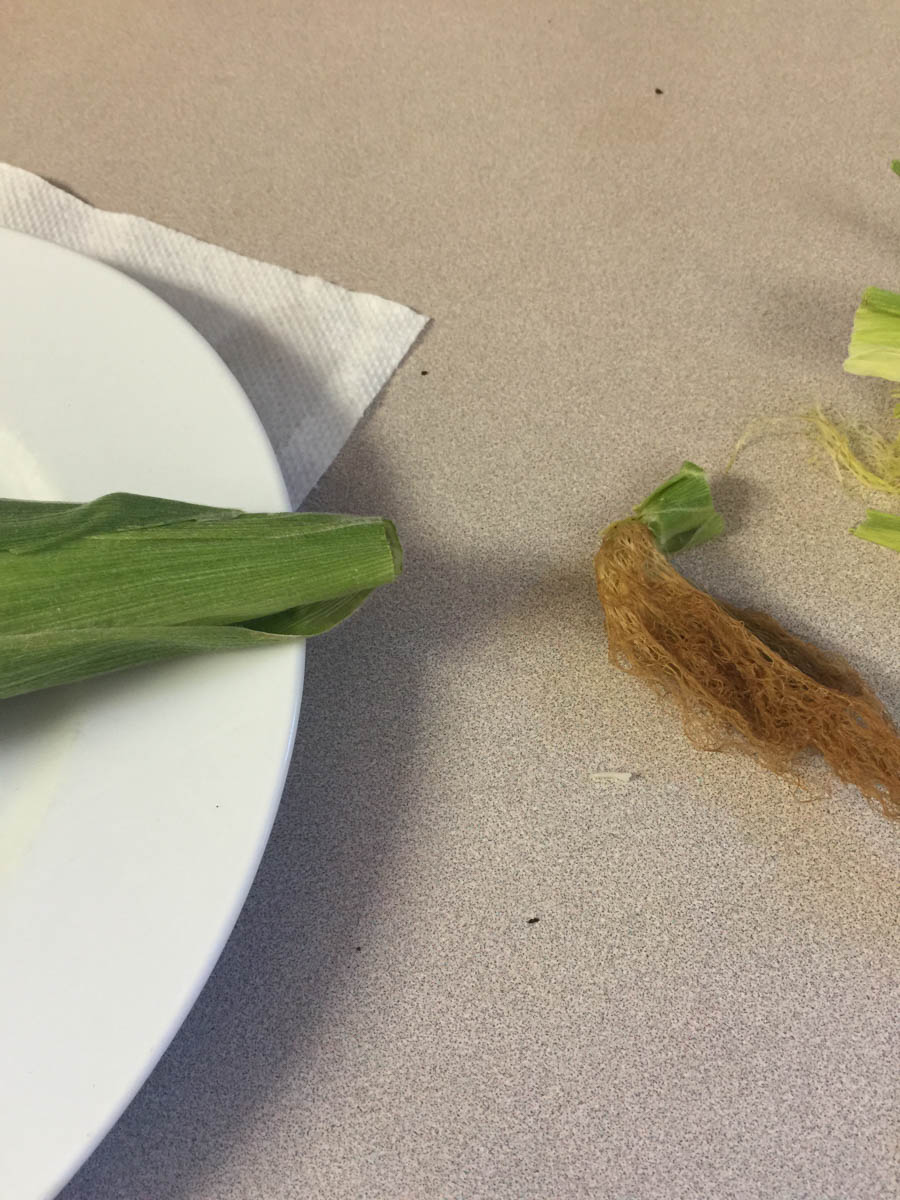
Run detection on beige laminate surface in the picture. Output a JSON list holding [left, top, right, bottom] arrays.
[[2, 2, 899, 1197]]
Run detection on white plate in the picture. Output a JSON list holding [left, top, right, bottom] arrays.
[[0, 229, 304, 1200]]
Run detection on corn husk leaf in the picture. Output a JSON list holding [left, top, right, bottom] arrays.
[[0, 492, 243, 553], [843, 286, 900, 383], [0, 492, 401, 699], [851, 508, 900, 553], [631, 461, 724, 555]]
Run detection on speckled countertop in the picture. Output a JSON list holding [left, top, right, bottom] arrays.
[[4, 2, 899, 1196]]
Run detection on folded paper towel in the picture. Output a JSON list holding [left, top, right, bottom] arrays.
[[0, 163, 428, 505]]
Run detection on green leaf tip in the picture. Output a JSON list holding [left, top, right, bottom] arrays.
[[843, 286, 900, 383], [632, 460, 724, 555], [851, 507, 900, 553], [891, 159, 900, 178]]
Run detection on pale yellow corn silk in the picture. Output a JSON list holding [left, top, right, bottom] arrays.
[[726, 404, 900, 497]]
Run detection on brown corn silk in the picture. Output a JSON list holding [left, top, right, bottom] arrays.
[[594, 518, 900, 819]]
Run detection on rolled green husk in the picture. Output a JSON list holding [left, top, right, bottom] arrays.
[[0, 492, 401, 699]]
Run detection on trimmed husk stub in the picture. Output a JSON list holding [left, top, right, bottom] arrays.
[[594, 463, 900, 820]]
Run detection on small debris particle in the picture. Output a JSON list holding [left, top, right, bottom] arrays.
[[655, 88, 664, 95], [420, 369, 429, 375], [527, 917, 540, 925]]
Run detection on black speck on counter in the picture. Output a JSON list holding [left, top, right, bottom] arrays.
[[420, 369, 429, 375], [527, 917, 540, 925], [655, 87, 664, 95], [355, 946, 361, 952]]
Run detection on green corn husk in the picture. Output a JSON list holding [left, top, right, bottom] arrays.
[[843, 286, 900, 383], [631, 460, 724, 554], [851, 508, 900, 553], [0, 492, 402, 699]]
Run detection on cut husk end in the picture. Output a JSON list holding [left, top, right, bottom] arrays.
[[851, 508, 900, 552]]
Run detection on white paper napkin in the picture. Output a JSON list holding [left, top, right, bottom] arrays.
[[0, 163, 427, 505]]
